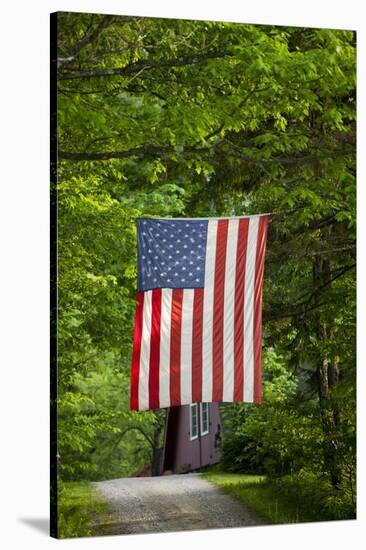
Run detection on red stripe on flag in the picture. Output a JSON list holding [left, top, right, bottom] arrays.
[[253, 216, 269, 403], [170, 288, 183, 406], [149, 288, 162, 409], [233, 218, 249, 401], [212, 219, 229, 402], [130, 292, 144, 410], [192, 288, 204, 402]]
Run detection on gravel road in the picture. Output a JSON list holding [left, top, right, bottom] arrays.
[[92, 474, 266, 535]]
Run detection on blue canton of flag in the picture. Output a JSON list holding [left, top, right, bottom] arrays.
[[137, 218, 208, 291]]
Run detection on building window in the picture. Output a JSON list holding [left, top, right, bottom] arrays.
[[190, 403, 209, 440], [190, 404, 198, 440], [200, 403, 209, 435]]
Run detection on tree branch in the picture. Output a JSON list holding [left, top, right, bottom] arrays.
[[58, 15, 118, 70], [264, 262, 356, 322], [264, 299, 331, 322], [59, 144, 171, 161], [193, 86, 273, 146], [58, 50, 232, 80], [59, 142, 353, 165], [115, 425, 155, 449], [226, 147, 353, 165], [292, 245, 356, 259], [58, 143, 211, 161]]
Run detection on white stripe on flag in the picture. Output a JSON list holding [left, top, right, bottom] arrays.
[[139, 289, 152, 410], [180, 289, 194, 405], [202, 219, 218, 402], [159, 288, 172, 409], [243, 216, 259, 402], [223, 218, 239, 401]]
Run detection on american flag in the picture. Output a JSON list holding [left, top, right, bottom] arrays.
[[130, 215, 269, 411]]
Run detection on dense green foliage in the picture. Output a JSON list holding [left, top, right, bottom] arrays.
[[58, 481, 111, 538], [203, 471, 355, 523], [220, 349, 324, 476], [54, 12, 356, 521]]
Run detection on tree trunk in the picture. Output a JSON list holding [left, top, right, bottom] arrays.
[[318, 356, 342, 488], [150, 410, 167, 476], [151, 423, 162, 476], [313, 256, 342, 488]]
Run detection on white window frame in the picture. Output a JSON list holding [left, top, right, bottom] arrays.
[[190, 403, 209, 440], [200, 402, 209, 436], [189, 403, 198, 440]]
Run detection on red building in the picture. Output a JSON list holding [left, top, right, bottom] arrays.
[[162, 402, 222, 473]]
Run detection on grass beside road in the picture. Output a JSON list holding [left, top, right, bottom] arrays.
[[202, 471, 279, 524], [202, 470, 356, 525], [58, 481, 111, 539], [202, 471, 297, 524]]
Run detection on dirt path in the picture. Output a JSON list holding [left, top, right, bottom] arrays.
[[92, 473, 266, 535]]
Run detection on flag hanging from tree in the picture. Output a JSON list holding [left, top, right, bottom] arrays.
[[130, 215, 269, 411]]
